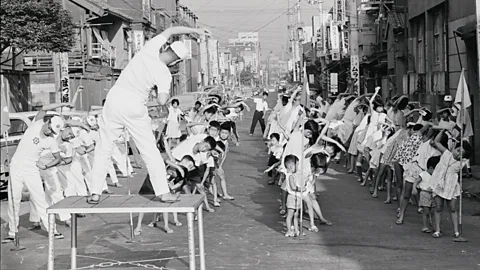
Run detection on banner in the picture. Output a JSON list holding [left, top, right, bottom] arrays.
[[330, 73, 338, 94], [350, 55, 360, 93], [60, 52, 70, 102], [133, 30, 145, 54]]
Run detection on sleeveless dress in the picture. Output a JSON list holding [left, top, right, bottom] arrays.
[[166, 106, 182, 139]]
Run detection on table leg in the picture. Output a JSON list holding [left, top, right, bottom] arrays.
[[47, 213, 55, 270], [71, 214, 77, 269], [198, 204, 205, 270], [187, 212, 196, 270]]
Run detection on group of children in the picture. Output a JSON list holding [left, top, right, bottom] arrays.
[[132, 90, 252, 235], [264, 85, 473, 239]]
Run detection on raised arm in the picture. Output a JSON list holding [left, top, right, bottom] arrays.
[[161, 27, 210, 41], [369, 86, 381, 111], [433, 129, 447, 153], [35, 102, 74, 122]]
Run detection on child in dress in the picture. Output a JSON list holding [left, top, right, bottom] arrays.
[[284, 155, 305, 237], [417, 156, 441, 233], [430, 130, 472, 238], [166, 98, 183, 147]]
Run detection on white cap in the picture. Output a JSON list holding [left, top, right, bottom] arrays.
[[50, 116, 65, 135], [444, 95, 453, 102], [169, 41, 189, 60], [71, 116, 83, 122], [86, 115, 97, 127]]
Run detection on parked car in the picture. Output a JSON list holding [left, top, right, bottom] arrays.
[[0, 111, 59, 191]]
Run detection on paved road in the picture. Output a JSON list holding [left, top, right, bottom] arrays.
[[2, 96, 480, 270]]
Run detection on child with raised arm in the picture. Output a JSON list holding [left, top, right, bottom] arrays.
[[430, 130, 472, 238], [284, 155, 305, 237]]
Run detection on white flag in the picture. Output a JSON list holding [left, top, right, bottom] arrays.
[[454, 69, 471, 108]]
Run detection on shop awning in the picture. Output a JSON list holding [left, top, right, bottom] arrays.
[[456, 22, 476, 40]]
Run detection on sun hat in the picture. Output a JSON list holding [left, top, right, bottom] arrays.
[[444, 95, 453, 102], [49, 116, 65, 135], [169, 41, 189, 60]]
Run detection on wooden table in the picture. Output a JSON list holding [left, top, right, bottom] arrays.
[[47, 194, 206, 270]]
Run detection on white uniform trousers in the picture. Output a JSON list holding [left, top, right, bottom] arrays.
[[84, 154, 112, 192], [111, 143, 133, 177], [90, 90, 169, 196], [7, 163, 58, 237], [32, 168, 70, 221], [58, 162, 88, 197]]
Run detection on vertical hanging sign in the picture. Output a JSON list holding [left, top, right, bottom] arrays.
[[133, 30, 145, 54], [60, 52, 70, 102], [351, 54, 360, 94], [330, 72, 338, 94]]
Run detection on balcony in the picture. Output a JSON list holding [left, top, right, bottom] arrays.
[[91, 43, 116, 67], [23, 51, 84, 71]]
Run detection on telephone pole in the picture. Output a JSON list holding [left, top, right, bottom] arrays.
[[206, 36, 211, 86], [288, 0, 297, 82], [349, 0, 360, 94]]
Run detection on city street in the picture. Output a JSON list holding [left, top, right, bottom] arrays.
[[1, 96, 480, 270]]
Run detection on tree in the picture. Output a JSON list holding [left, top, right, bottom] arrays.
[[0, 0, 76, 64], [240, 66, 254, 86]]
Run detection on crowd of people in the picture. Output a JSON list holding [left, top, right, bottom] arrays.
[[2, 24, 474, 245], [261, 84, 473, 238]]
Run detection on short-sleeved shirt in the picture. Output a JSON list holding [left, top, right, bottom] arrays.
[[418, 171, 433, 191], [11, 120, 60, 167], [112, 34, 171, 101], [38, 138, 73, 165], [172, 134, 210, 166], [253, 98, 268, 111], [393, 133, 424, 166]]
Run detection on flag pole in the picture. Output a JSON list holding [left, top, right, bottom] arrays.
[[454, 68, 467, 243]]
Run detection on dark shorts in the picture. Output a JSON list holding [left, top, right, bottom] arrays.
[[267, 154, 279, 177]]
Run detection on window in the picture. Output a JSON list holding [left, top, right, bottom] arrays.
[[433, 12, 441, 64], [417, 20, 425, 73]]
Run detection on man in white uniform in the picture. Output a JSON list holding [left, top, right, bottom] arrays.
[[3, 103, 74, 243], [87, 26, 210, 203]]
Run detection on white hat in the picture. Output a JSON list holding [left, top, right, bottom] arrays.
[[71, 116, 83, 122], [169, 41, 189, 60], [444, 95, 453, 102], [86, 115, 97, 127], [50, 116, 65, 135]]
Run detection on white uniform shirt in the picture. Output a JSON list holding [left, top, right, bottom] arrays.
[[11, 120, 60, 167], [253, 98, 268, 112], [112, 34, 171, 101], [172, 134, 210, 166], [39, 138, 73, 164]]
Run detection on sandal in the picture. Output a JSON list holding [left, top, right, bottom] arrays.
[[134, 228, 142, 236], [222, 195, 235, 201], [432, 231, 442, 238], [268, 180, 275, 185], [384, 199, 391, 204], [320, 220, 332, 226], [207, 208, 214, 213], [86, 196, 101, 204], [2, 237, 15, 243], [28, 224, 42, 231], [395, 219, 404, 225], [165, 228, 174, 234], [54, 233, 65, 239], [279, 209, 286, 215], [147, 222, 157, 228], [285, 231, 294, 237], [453, 232, 460, 238], [174, 221, 182, 227], [372, 193, 378, 198], [213, 202, 221, 207], [421, 228, 432, 233], [308, 226, 319, 232]]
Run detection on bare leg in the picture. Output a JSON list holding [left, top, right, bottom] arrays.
[[285, 209, 294, 236], [280, 190, 287, 214], [163, 213, 173, 233], [433, 196, 444, 233], [134, 213, 144, 235], [293, 210, 299, 235], [384, 167, 393, 204], [447, 199, 459, 234], [211, 177, 220, 206], [421, 206, 431, 231]]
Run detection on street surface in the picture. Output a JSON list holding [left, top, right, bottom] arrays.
[[1, 95, 480, 270]]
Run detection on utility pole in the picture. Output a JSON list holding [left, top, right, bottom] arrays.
[[476, 0, 480, 85], [349, 0, 360, 94], [206, 37, 211, 86], [288, 0, 297, 82], [297, 0, 303, 82]]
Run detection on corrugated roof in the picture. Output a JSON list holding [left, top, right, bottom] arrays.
[[387, 11, 405, 29]]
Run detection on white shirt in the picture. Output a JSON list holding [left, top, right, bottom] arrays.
[[12, 120, 60, 166], [39, 138, 73, 164], [112, 34, 171, 101], [418, 171, 433, 191], [253, 98, 268, 111], [172, 134, 209, 166]]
